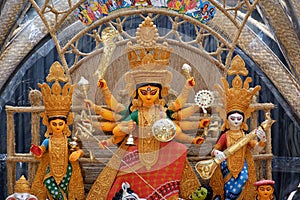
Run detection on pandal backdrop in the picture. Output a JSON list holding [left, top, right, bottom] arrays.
[[3, 0, 297, 199]]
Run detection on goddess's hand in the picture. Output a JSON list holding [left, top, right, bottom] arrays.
[[214, 150, 226, 162], [256, 128, 266, 142], [118, 120, 136, 134], [127, 120, 136, 132], [97, 79, 107, 89], [84, 99, 95, 110], [186, 77, 195, 87]]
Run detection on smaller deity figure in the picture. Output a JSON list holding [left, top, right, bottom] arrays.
[[254, 180, 275, 200], [207, 7, 216, 20], [97, 0, 109, 16], [30, 61, 85, 200], [77, 5, 93, 25], [167, 0, 176, 9], [105, 0, 119, 11], [6, 175, 38, 200], [201, 55, 274, 200], [184, 0, 197, 11], [84, 1, 97, 21], [90, 1, 102, 19], [167, 0, 186, 12], [77, 12, 92, 25], [188, 0, 216, 24]]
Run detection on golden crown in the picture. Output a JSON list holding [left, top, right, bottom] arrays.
[[38, 61, 74, 118], [14, 175, 31, 193], [125, 17, 173, 97], [216, 55, 261, 118], [127, 16, 172, 69]]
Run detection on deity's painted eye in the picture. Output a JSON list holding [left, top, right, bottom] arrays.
[[139, 89, 158, 95], [150, 89, 157, 95], [139, 89, 148, 95], [51, 121, 65, 127], [230, 116, 242, 121], [266, 187, 272, 191]]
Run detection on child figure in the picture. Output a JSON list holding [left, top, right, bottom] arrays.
[[254, 180, 275, 200]]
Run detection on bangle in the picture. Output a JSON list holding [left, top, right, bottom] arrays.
[[40, 145, 46, 153]]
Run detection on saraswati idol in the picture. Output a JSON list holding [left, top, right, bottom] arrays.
[[196, 55, 274, 200]]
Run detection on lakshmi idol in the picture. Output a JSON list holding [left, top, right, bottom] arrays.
[[30, 62, 85, 200]]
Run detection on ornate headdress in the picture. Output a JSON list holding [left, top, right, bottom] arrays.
[[38, 61, 74, 137], [14, 175, 31, 193], [125, 16, 173, 98], [215, 55, 261, 130]]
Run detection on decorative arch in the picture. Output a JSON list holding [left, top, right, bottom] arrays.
[[2, 1, 299, 198], [0, 1, 298, 118]]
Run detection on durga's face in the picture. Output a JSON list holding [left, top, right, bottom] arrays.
[[138, 85, 160, 107]]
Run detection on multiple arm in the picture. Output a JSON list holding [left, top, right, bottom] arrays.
[[174, 124, 204, 145], [167, 77, 208, 144], [171, 104, 199, 120], [168, 77, 195, 112], [84, 99, 123, 122], [83, 79, 126, 133], [98, 120, 136, 149], [97, 79, 125, 112], [87, 77, 208, 149]]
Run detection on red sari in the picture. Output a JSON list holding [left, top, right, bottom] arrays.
[[107, 140, 188, 199]]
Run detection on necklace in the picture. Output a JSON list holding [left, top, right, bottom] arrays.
[[138, 106, 161, 170], [227, 129, 244, 143], [141, 106, 158, 127]]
